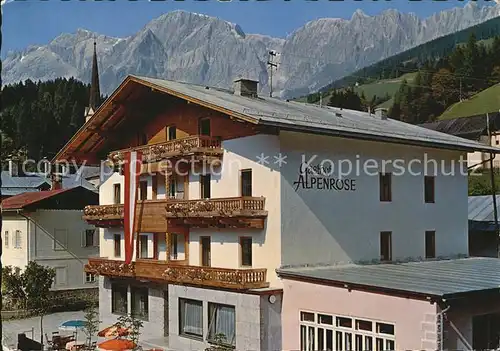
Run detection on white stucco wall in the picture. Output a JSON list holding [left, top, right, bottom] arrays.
[[98, 134, 282, 286], [279, 131, 469, 266], [2, 214, 29, 268], [2, 210, 98, 290]]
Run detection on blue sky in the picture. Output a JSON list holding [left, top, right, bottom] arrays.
[[2, 0, 495, 56]]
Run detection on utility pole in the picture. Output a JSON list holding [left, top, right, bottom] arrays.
[[268, 51, 278, 98], [487, 113, 500, 258], [459, 78, 462, 102]]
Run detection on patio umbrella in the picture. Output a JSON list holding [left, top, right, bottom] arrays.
[[97, 339, 136, 351], [97, 325, 130, 338], [59, 320, 86, 341]]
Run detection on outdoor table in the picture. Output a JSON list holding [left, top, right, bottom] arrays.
[[65, 341, 85, 351]]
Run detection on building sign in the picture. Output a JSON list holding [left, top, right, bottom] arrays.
[[293, 162, 356, 192]]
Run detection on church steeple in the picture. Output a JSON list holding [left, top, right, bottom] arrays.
[[85, 40, 101, 122]]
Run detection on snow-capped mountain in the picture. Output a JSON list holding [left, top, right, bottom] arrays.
[[3, 3, 500, 98]]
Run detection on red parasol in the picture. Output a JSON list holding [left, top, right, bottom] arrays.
[[97, 325, 130, 338], [97, 339, 136, 351]]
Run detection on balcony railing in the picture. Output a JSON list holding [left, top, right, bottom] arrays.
[[165, 197, 266, 218], [83, 197, 267, 229], [86, 257, 269, 290], [85, 257, 135, 278], [108, 135, 223, 165]]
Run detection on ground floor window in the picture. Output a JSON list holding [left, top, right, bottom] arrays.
[[179, 298, 203, 338], [111, 284, 128, 315], [131, 287, 149, 321], [208, 303, 236, 346], [85, 272, 96, 283], [299, 311, 395, 351]]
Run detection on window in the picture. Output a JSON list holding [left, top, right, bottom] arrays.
[[208, 303, 236, 346], [425, 231, 436, 259], [200, 174, 211, 199], [168, 126, 177, 141], [380, 231, 392, 262], [240, 237, 252, 267], [114, 234, 121, 258], [199, 118, 211, 136], [200, 236, 211, 267], [83, 229, 96, 247], [299, 311, 395, 351], [131, 287, 149, 321], [13, 230, 22, 249], [114, 184, 121, 204], [4, 231, 8, 249], [170, 233, 185, 260], [241, 169, 252, 197], [139, 181, 148, 201], [168, 176, 176, 198], [53, 229, 67, 251], [111, 284, 128, 315], [54, 267, 67, 286], [138, 132, 147, 145], [379, 173, 392, 202], [85, 272, 96, 283], [139, 235, 149, 259], [424, 176, 435, 203], [152, 175, 158, 200], [179, 298, 203, 338]]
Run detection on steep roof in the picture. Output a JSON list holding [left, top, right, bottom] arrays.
[[54, 75, 500, 164], [278, 257, 500, 299]]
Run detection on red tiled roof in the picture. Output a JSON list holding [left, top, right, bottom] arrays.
[[1, 188, 72, 210]]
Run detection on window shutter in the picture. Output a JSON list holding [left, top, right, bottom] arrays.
[[81, 231, 86, 247]]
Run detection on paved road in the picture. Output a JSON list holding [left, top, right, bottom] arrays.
[[2, 311, 85, 349]]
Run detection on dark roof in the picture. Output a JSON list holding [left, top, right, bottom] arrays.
[[419, 113, 500, 140], [469, 195, 500, 231], [2, 186, 98, 211], [277, 257, 500, 299]]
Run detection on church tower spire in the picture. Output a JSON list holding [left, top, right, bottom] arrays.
[[85, 40, 101, 122]]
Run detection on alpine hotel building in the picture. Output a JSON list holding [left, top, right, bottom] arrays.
[[54, 75, 500, 351]]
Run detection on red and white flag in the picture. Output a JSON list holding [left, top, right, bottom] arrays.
[[123, 151, 142, 264]]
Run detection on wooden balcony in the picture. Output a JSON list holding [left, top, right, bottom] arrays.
[[85, 257, 135, 278], [83, 197, 267, 229], [108, 135, 223, 168], [85, 257, 269, 290]]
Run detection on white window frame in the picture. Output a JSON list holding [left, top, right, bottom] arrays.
[[207, 302, 236, 346], [14, 230, 22, 249], [82, 229, 97, 248], [85, 272, 96, 284], [54, 266, 68, 287], [299, 310, 395, 351]]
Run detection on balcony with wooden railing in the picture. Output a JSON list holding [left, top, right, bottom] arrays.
[[85, 257, 269, 290], [83, 196, 267, 229], [108, 135, 223, 167]]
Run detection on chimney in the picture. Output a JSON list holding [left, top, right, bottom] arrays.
[[233, 78, 258, 98], [51, 173, 62, 190], [375, 108, 388, 120], [8, 160, 18, 177]]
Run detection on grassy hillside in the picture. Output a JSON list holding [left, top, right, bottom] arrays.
[[352, 73, 417, 101], [439, 84, 500, 120]]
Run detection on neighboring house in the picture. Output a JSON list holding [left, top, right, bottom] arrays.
[[1, 186, 99, 294], [468, 195, 500, 257], [54, 74, 500, 350], [420, 113, 500, 169], [1, 162, 99, 200]]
